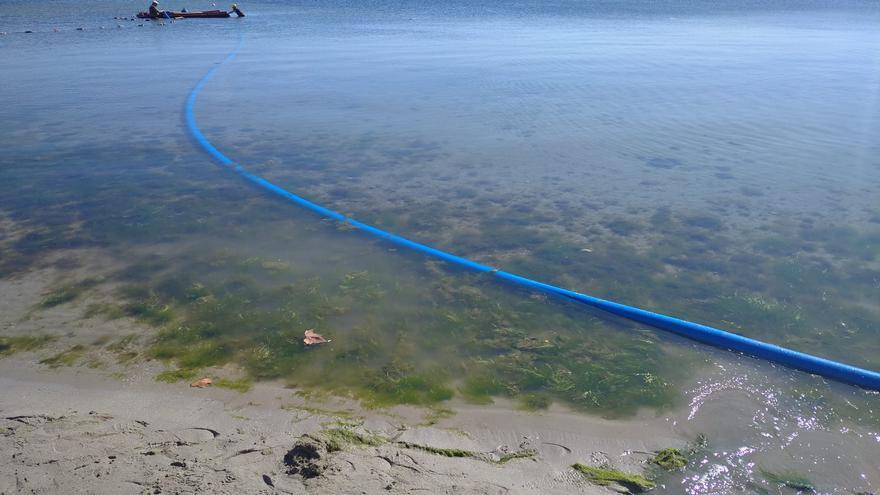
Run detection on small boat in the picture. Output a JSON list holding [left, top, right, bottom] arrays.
[[136, 10, 231, 19]]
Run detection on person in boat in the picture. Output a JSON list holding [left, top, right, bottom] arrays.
[[148, 0, 163, 19], [230, 3, 245, 17]]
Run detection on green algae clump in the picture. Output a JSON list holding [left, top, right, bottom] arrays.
[[497, 449, 538, 464], [397, 441, 475, 458], [321, 428, 387, 451], [155, 367, 199, 383], [652, 448, 688, 470], [0, 335, 57, 357], [38, 279, 98, 308], [214, 377, 253, 392], [519, 393, 551, 411], [39, 345, 86, 368], [572, 463, 655, 492], [364, 372, 454, 407]]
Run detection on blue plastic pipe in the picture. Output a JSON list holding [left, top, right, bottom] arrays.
[[184, 40, 880, 391]]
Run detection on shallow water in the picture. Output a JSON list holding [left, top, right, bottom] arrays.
[[2, 0, 880, 492]]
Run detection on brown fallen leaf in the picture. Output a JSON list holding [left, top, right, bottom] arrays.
[[190, 377, 213, 388], [303, 329, 330, 346]]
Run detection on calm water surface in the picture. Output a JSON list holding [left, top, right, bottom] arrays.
[[2, 0, 879, 492]]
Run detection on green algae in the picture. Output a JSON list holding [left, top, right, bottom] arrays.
[[681, 213, 724, 231], [312, 426, 536, 465], [155, 367, 199, 383], [101, 335, 141, 365], [122, 300, 175, 326], [106, 334, 138, 352], [651, 448, 688, 470], [14, 209, 872, 419], [6, 136, 880, 420], [0, 335, 57, 357], [38, 285, 82, 308], [397, 441, 475, 458], [459, 373, 504, 405], [396, 441, 535, 464], [572, 463, 655, 492], [519, 393, 551, 411], [1, 65, 879, 486], [84, 356, 107, 369], [687, 433, 709, 457], [281, 403, 359, 420], [602, 217, 644, 236], [338, 271, 385, 301], [98, 247, 679, 415], [321, 427, 387, 450], [420, 406, 455, 426], [801, 225, 880, 261], [700, 294, 803, 334], [83, 303, 126, 320], [760, 469, 815, 492], [39, 345, 86, 368], [466, 337, 675, 416], [497, 449, 538, 463], [214, 377, 254, 393], [38, 279, 98, 308], [363, 371, 455, 408]]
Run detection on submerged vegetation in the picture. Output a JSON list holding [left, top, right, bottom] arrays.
[[759, 469, 815, 492], [10, 192, 880, 414], [651, 448, 688, 470], [37, 278, 100, 308], [0, 335, 57, 357], [155, 367, 199, 383], [213, 377, 254, 392], [87, 247, 678, 415], [39, 345, 87, 368], [2, 110, 879, 418], [572, 463, 655, 492], [105, 335, 140, 364]]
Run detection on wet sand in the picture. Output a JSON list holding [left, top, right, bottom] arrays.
[[0, 359, 683, 494]]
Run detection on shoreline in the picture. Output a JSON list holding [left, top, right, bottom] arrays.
[[0, 356, 683, 494], [0, 263, 686, 494], [4, 249, 879, 493]]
